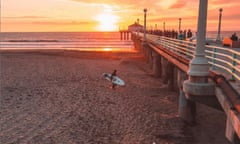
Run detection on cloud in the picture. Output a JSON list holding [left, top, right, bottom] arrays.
[[71, 0, 156, 6], [169, 0, 187, 9], [3, 16, 49, 19], [149, 16, 197, 23], [70, 0, 167, 11], [210, 0, 240, 5], [32, 20, 97, 25]]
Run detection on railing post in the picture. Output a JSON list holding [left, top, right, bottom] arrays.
[[212, 47, 217, 70], [231, 53, 237, 80]]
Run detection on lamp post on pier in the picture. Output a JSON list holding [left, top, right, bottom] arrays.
[[183, 0, 215, 125], [216, 8, 223, 42], [143, 8, 147, 43], [163, 22, 165, 32], [178, 18, 182, 32]]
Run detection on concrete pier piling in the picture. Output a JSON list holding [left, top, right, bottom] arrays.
[[137, 38, 142, 51], [161, 58, 168, 84], [177, 70, 196, 124], [146, 45, 153, 69], [152, 50, 162, 77], [166, 62, 174, 90], [120, 31, 130, 41]]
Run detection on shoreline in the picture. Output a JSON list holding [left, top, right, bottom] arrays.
[[0, 50, 229, 143]]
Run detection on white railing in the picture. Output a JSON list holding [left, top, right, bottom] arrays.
[[205, 45, 240, 80], [135, 32, 240, 81]]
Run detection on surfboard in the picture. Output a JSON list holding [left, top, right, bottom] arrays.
[[102, 73, 125, 86]]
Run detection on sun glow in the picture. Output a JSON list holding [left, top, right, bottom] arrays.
[[96, 13, 119, 31], [103, 47, 113, 51]]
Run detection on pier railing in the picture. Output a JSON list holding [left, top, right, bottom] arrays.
[[136, 32, 240, 81], [205, 45, 240, 80]]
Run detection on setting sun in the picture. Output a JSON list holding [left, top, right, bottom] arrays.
[[96, 13, 119, 31]]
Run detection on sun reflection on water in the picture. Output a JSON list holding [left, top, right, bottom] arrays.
[[103, 47, 113, 51]]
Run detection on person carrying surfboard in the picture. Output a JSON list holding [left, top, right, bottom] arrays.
[[110, 69, 117, 89], [102, 70, 125, 89]]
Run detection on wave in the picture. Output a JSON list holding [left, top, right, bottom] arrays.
[[2, 39, 131, 43], [0, 32, 134, 51], [7, 40, 59, 42]]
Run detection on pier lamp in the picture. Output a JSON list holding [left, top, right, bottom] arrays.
[[216, 8, 223, 42], [143, 8, 147, 42], [183, 0, 215, 124], [163, 22, 165, 32], [179, 18, 182, 32]]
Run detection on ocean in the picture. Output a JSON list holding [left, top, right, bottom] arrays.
[[0, 31, 239, 51], [0, 32, 134, 52], [206, 30, 240, 40]]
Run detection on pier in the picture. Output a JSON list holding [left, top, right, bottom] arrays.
[[130, 1, 240, 143], [131, 29, 240, 144]]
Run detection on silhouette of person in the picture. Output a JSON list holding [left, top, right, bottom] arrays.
[[178, 31, 183, 40], [110, 69, 117, 89], [231, 33, 238, 41], [187, 29, 193, 38]]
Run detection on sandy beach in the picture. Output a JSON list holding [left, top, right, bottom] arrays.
[[0, 50, 230, 144]]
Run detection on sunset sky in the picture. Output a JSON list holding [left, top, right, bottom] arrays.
[[1, 0, 240, 32]]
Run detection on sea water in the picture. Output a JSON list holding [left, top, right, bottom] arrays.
[[1, 31, 239, 51], [206, 30, 240, 41], [0, 32, 134, 52]]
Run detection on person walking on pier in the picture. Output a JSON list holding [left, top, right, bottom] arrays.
[[178, 31, 184, 40], [187, 29, 193, 38], [231, 32, 238, 41]]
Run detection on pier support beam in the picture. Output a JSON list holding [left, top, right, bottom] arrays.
[[166, 62, 174, 90], [152, 50, 162, 77], [132, 32, 142, 51], [147, 46, 153, 69], [138, 39, 143, 52], [161, 60, 174, 90], [161, 58, 168, 84], [142, 42, 148, 58]]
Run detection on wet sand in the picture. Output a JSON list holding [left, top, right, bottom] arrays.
[[0, 50, 230, 144]]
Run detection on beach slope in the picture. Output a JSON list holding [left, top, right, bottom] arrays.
[[0, 50, 229, 144]]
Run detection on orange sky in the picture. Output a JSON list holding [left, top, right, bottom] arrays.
[[1, 0, 240, 32]]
